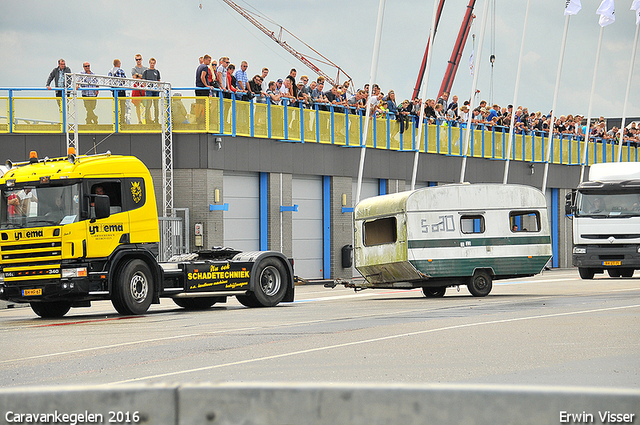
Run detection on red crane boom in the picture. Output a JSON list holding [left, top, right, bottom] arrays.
[[221, 0, 354, 89], [412, 0, 447, 100], [438, 0, 476, 98]]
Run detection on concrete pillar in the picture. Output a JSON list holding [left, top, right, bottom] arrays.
[[331, 176, 354, 280], [267, 173, 293, 256]]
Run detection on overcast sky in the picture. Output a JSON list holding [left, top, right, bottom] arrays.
[[1, 0, 638, 118]]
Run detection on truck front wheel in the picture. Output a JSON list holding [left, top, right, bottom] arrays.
[[578, 267, 595, 279], [30, 301, 71, 318], [239, 258, 288, 307], [468, 270, 492, 297], [112, 259, 154, 315]]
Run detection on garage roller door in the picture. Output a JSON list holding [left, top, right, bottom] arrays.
[[292, 175, 324, 279], [223, 172, 260, 252]]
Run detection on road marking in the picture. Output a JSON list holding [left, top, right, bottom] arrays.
[[105, 303, 640, 385]]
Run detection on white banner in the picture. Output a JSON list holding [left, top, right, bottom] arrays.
[[564, 0, 582, 15], [596, 0, 616, 27], [632, 0, 640, 25]]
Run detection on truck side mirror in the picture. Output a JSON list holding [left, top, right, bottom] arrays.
[[565, 192, 575, 215], [94, 195, 110, 219]]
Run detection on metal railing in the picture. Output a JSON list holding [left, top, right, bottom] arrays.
[[1, 87, 637, 166]]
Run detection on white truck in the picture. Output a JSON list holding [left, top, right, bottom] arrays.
[[333, 183, 552, 297], [568, 162, 640, 279]]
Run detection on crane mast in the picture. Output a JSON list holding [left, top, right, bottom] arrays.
[[222, 0, 354, 89]]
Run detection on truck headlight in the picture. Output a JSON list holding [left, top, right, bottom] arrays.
[[0, 284, 4, 295], [62, 267, 87, 278], [573, 247, 587, 254]]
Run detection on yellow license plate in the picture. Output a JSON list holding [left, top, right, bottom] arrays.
[[22, 288, 42, 296], [603, 261, 622, 266]]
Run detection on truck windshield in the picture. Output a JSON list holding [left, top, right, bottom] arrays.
[[576, 190, 640, 217], [1, 184, 81, 229]]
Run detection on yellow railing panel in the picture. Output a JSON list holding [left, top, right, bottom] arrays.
[[270, 105, 285, 140], [303, 108, 316, 142], [0, 97, 8, 133], [235, 100, 251, 137], [348, 114, 360, 147], [425, 125, 437, 153], [333, 113, 346, 145], [374, 119, 387, 149], [286, 106, 301, 141], [12, 97, 63, 133]]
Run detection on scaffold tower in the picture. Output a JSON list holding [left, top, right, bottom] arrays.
[[64, 73, 176, 259]]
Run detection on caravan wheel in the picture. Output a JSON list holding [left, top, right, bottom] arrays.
[[468, 271, 492, 297], [422, 287, 446, 298]]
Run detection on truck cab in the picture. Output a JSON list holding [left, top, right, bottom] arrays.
[[568, 163, 640, 279]]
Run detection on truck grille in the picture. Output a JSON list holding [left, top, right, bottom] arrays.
[[1, 240, 62, 283]]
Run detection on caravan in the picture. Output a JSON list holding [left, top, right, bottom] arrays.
[[348, 184, 552, 297]]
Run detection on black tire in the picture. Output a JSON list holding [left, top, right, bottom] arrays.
[[578, 267, 595, 279], [468, 270, 492, 297], [422, 286, 446, 298], [30, 301, 71, 318], [235, 294, 262, 307], [620, 268, 635, 278], [241, 258, 288, 307], [608, 269, 622, 278], [112, 259, 154, 315], [173, 297, 220, 310]]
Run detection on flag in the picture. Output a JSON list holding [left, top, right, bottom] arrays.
[[469, 50, 475, 76], [564, 0, 582, 15], [596, 0, 615, 27], [632, 0, 640, 25]]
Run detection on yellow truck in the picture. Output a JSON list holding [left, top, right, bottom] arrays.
[[0, 150, 294, 317]]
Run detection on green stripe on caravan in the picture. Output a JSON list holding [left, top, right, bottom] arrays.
[[408, 235, 551, 249], [411, 256, 550, 277]]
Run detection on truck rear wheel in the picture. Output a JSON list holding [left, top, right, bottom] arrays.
[[468, 270, 492, 297], [239, 258, 288, 307], [578, 267, 595, 279], [422, 286, 446, 298], [112, 259, 154, 315], [173, 297, 221, 310], [30, 301, 71, 318]]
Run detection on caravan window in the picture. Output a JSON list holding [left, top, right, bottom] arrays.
[[510, 211, 540, 232], [363, 217, 397, 246], [461, 215, 485, 234]]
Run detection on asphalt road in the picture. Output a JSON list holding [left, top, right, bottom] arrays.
[[1, 269, 638, 390]]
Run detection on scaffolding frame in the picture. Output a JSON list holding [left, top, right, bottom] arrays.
[[64, 73, 177, 259]]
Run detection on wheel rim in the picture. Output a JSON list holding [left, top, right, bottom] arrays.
[[130, 271, 148, 303], [260, 265, 281, 296], [474, 276, 488, 290]]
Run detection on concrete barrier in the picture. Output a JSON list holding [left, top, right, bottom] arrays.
[[1, 383, 638, 425]]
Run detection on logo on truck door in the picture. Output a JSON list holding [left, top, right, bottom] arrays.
[[131, 181, 143, 203]]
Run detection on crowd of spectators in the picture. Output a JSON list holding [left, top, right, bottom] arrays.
[[45, 55, 639, 145]]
